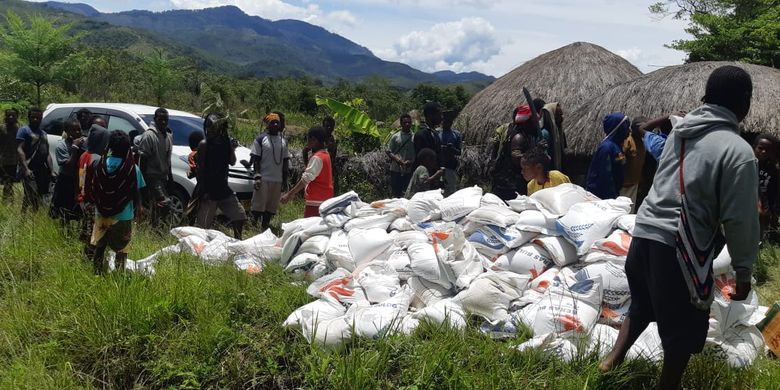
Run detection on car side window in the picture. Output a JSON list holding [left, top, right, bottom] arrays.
[[107, 115, 139, 134], [41, 107, 73, 135]]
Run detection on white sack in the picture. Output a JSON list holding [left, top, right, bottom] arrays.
[[298, 235, 330, 255], [171, 226, 227, 241], [576, 261, 630, 306], [615, 214, 636, 235], [319, 191, 361, 216], [324, 212, 350, 228], [627, 323, 663, 362], [455, 271, 530, 323], [587, 324, 620, 358], [393, 231, 430, 249], [556, 197, 632, 255], [346, 285, 413, 339], [592, 230, 632, 257], [408, 242, 452, 289], [344, 212, 398, 232], [516, 333, 577, 362], [307, 268, 367, 304], [179, 235, 210, 257], [281, 217, 323, 245], [386, 248, 413, 280], [441, 241, 484, 289], [481, 193, 510, 208], [226, 229, 281, 262], [390, 217, 414, 232], [348, 228, 393, 267], [515, 210, 559, 235], [325, 230, 355, 271], [407, 189, 443, 223], [440, 186, 483, 221], [466, 205, 522, 228], [707, 325, 765, 368], [482, 225, 538, 248], [533, 236, 579, 267], [410, 298, 467, 330], [355, 261, 402, 303], [713, 245, 733, 277], [581, 250, 626, 264], [284, 294, 346, 330], [507, 195, 540, 213], [280, 232, 304, 266], [491, 244, 553, 279], [529, 267, 577, 293], [530, 183, 598, 216], [468, 230, 508, 259], [531, 275, 603, 336], [199, 237, 235, 263], [408, 276, 453, 308]]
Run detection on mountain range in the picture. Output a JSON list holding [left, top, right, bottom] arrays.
[[32, 1, 495, 87]]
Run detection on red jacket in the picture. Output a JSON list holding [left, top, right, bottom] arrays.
[[305, 150, 333, 205]]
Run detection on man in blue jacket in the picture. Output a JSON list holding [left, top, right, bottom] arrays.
[[586, 113, 630, 199]]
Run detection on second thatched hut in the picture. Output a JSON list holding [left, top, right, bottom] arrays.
[[566, 61, 780, 156], [455, 42, 642, 147]]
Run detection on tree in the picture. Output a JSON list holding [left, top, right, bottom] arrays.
[[651, 0, 780, 67], [143, 48, 184, 107], [0, 11, 82, 107]]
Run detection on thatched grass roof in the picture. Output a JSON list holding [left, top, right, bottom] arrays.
[[566, 61, 780, 156], [455, 42, 642, 146]]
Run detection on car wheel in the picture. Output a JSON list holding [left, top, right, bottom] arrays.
[[166, 186, 189, 226]]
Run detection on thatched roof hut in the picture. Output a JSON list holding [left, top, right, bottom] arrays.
[[455, 42, 642, 146], [566, 61, 780, 156]]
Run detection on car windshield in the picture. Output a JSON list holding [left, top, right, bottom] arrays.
[[141, 114, 204, 147]]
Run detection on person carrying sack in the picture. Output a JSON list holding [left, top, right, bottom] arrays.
[[599, 66, 759, 390]]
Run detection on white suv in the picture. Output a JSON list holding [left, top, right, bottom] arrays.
[[42, 103, 255, 223]]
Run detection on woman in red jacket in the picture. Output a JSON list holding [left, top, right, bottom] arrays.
[[281, 126, 333, 217]]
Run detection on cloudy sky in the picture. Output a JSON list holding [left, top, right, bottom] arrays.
[[36, 0, 693, 76]]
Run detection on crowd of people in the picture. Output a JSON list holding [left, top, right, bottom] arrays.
[[0, 64, 772, 388]]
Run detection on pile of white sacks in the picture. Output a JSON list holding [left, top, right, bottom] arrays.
[[134, 183, 769, 367]]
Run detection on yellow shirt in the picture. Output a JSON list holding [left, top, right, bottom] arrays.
[[527, 170, 571, 195]]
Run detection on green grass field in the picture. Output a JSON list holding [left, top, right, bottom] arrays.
[[0, 190, 779, 389]]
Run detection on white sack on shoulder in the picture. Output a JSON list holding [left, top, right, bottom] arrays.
[[556, 197, 632, 255], [530, 183, 599, 216]]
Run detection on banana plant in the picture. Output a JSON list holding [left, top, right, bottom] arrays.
[[315, 95, 383, 141]]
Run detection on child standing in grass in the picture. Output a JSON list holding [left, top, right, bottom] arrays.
[[405, 148, 444, 199], [87, 131, 145, 274], [754, 133, 779, 240], [281, 127, 333, 217], [521, 146, 570, 196]]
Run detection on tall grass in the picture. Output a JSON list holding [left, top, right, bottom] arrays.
[[0, 189, 778, 389]]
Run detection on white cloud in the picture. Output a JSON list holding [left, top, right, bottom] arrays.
[[616, 47, 643, 63], [380, 17, 502, 72]]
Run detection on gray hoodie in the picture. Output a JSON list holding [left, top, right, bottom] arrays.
[[634, 104, 759, 284]]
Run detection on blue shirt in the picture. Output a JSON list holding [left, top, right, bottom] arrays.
[[16, 125, 49, 168], [438, 128, 462, 169], [99, 156, 146, 221], [586, 139, 625, 200], [644, 131, 668, 161]]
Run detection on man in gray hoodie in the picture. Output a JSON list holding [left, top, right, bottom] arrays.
[[599, 66, 758, 389]]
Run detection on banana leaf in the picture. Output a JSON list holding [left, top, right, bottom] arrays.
[[315, 95, 380, 138]]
